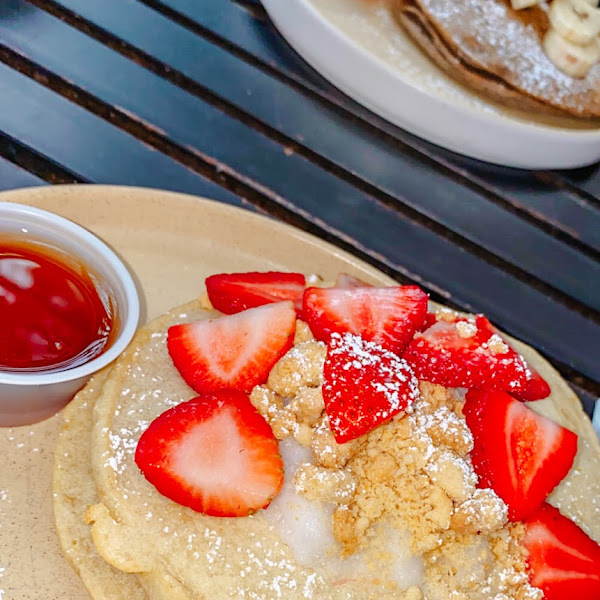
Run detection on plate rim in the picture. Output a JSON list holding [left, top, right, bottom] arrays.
[[0, 184, 399, 287]]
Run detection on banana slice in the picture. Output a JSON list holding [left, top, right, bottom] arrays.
[[549, 0, 600, 46], [510, 0, 542, 9], [544, 27, 600, 77]]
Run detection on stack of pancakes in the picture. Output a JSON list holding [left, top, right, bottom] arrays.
[[52, 298, 600, 600], [392, 0, 600, 118]]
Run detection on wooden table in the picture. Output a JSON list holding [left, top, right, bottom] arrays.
[[0, 0, 598, 417]]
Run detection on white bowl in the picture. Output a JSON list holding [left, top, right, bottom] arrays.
[[0, 202, 140, 426], [261, 0, 600, 169]]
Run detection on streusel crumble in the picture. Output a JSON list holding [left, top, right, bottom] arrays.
[[251, 321, 542, 600]]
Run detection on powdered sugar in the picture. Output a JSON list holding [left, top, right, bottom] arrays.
[[417, 0, 600, 113], [326, 332, 420, 415]]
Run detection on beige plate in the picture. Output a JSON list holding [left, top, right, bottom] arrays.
[[0, 184, 398, 600]]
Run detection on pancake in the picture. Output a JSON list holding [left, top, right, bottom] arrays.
[[391, 0, 600, 118], [52, 370, 147, 600], [53, 297, 600, 600]]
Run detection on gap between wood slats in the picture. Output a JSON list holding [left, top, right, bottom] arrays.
[[36, 0, 600, 260], [17, 1, 600, 319], [0, 47, 433, 288], [0, 43, 451, 289], [0, 48, 270, 215], [0, 132, 83, 184], [546, 167, 600, 211], [139, 0, 600, 251]]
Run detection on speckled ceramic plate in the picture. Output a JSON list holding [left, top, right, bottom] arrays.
[[1, 185, 598, 600], [0, 184, 395, 600], [261, 0, 600, 169]]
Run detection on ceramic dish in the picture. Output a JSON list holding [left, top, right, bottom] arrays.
[[0, 184, 399, 600], [260, 0, 600, 169]]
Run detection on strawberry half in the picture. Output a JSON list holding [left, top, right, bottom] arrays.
[[404, 315, 534, 395], [302, 285, 428, 354], [322, 332, 420, 443], [463, 389, 577, 521], [205, 271, 305, 314], [523, 503, 600, 600], [167, 302, 296, 394], [135, 390, 284, 517]]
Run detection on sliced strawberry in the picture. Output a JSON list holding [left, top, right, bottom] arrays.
[[206, 271, 305, 314], [404, 315, 534, 394], [167, 302, 295, 394], [513, 367, 552, 402], [463, 389, 577, 521], [420, 312, 437, 332], [523, 503, 600, 600], [476, 315, 550, 401], [135, 390, 284, 517], [302, 285, 428, 354], [334, 272, 372, 289], [322, 332, 419, 443]]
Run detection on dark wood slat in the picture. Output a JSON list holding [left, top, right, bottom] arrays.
[[0, 154, 46, 190], [2, 6, 599, 383], [0, 132, 83, 184], [148, 0, 600, 252], [563, 163, 600, 199], [0, 63, 244, 207], [19, 0, 600, 314], [569, 382, 597, 419]]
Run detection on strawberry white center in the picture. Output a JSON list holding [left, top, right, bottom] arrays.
[[172, 409, 247, 486], [193, 303, 291, 379], [505, 402, 563, 492], [171, 408, 274, 504]]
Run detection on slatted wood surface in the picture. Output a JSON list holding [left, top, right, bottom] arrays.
[[0, 0, 598, 416]]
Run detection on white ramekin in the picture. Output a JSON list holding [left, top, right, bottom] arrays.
[[0, 202, 140, 426]]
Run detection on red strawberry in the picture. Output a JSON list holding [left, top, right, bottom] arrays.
[[334, 272, 372, 289], [523, 503, 600, 600], [167, 302, 295, 394], [513, 367, 552, 401], [135, 390, 284, 517], [404, 316, 532, 394], [420, 312, 437, 331], [302, 285, 428, 354], [205, 271, 305, 314], [476, 315, 550, 401], [463, 389, 577, 521], [322, 333, 420, 443]]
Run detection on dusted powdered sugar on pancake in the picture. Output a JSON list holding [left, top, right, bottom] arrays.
[[309, 0, 500, 114], [86, 303, 417, 600], [400, 0, 600, 116], [53, 372, 148, 600], [58, 298, 600, 600]]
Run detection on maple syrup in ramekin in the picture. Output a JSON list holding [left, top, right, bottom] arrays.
[[0, 237, 115, 372]]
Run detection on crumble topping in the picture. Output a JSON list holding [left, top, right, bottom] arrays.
[[456, 321, 477, 338], [250, 322, 543, 599]]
